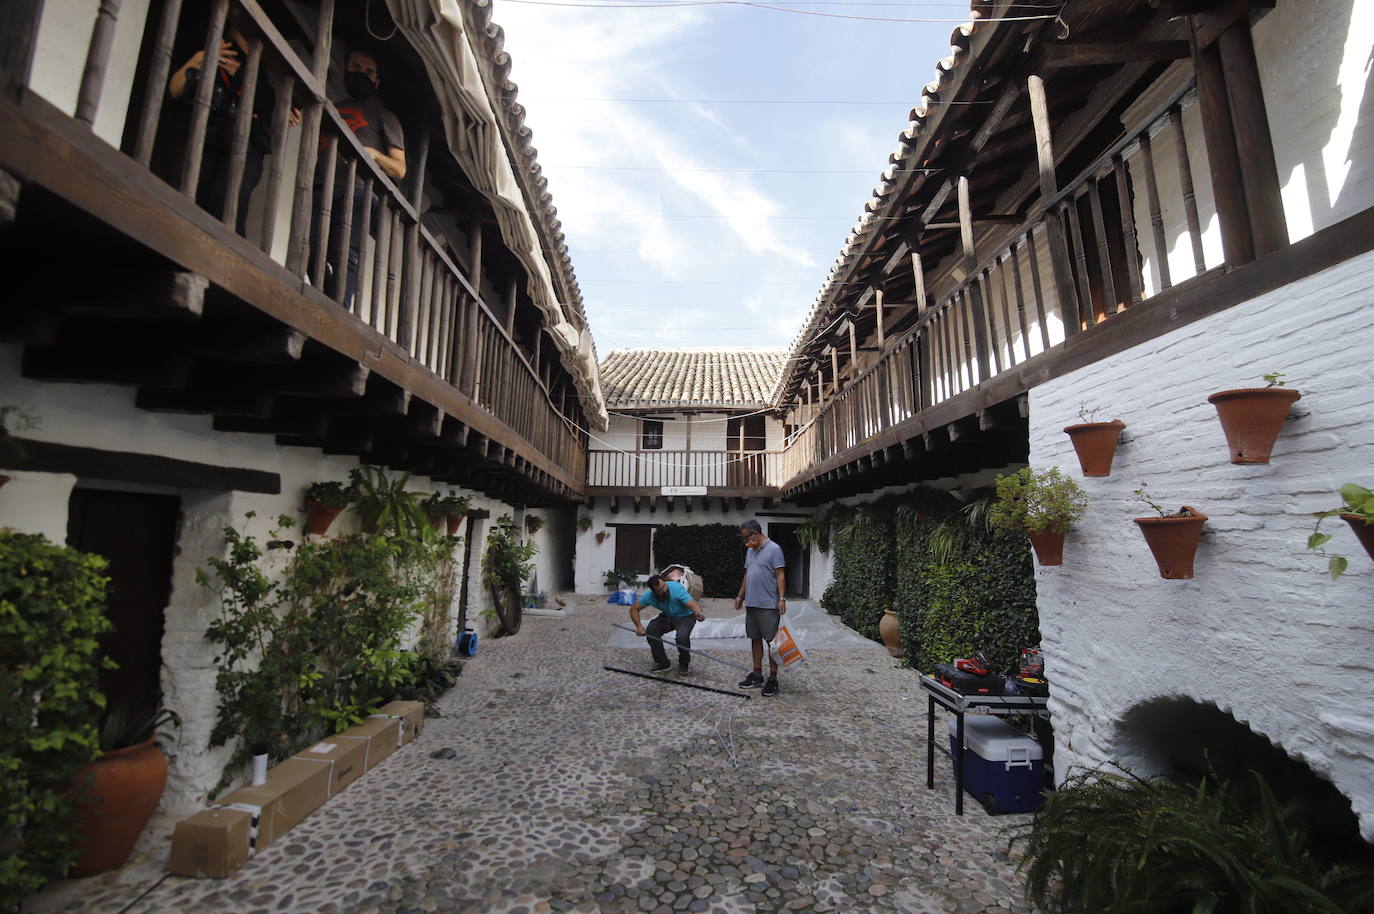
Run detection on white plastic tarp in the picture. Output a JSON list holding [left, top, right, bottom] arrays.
[[607, 600, 875, 651]]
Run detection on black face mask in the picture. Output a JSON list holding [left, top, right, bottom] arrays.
[[344, 70, 376, 101]]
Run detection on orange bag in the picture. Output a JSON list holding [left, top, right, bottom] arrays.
[[769, 624, 807, 668]]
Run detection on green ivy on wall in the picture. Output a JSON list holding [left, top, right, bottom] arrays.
[[818, 489, 1039, 675], [1, 532, 112, 907], [651, 524, 744, 598]]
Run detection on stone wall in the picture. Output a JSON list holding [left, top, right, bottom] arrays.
[[1028, 249, 1374, 840]]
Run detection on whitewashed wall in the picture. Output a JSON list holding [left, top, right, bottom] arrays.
[[1028, 250, 1374, 840], [0, 344, 528, 812]]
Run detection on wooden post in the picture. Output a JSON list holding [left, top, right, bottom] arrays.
[[846, 320, 858, 375], [505, 275, 518, 337], [222, 37, 264, 233], [874, 289, 886, 349], [1027, 74, 1081, 335], [911, 251, 928, 316], [1171, 104, 1208, 276], [1217, 23, 1288, 257], [331, 158, 357, 304], [313, 0, 335, 83], [180, 0, 230, 196], [829, 345, 840, 397], [285, 101, 323, 275], [258, 75, 295, 253], [0, 0, 46, 98], [467, 215, 483, 294], [309, 138, 337, 287], [132, 0, 184, 165], [75, 0, 123, 126], [1190, 20, 1254, 266], [958, 175, 992, 381]]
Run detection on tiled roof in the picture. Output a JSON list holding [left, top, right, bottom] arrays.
[[599, 349, 788, 408]]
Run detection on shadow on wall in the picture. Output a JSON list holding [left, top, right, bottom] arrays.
[[1112, 697, 1372, 863]]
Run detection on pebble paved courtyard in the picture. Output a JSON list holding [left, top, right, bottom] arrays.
[[29, 596, 1038, 914]]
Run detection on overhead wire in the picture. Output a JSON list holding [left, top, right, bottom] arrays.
[[499, 0, 1060, 25]]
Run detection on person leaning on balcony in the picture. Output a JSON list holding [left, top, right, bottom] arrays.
[[630, 574, 706, 676], [735, 519, 787, 697], [155, 12, 300, 235], [318, 46, 407, 309]]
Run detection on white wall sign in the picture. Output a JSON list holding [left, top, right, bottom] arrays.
[[661, 486, 707, 496]]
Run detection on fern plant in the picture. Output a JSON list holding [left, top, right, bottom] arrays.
[[1011, 765, 1374, 914]]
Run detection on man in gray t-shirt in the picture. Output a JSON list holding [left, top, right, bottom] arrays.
[[734, 519, 787, 696]]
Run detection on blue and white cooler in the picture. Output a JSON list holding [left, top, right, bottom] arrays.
[[948, 716, 1045, 814]]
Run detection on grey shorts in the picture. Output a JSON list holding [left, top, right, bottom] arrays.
[[745, 607, 780, 641]]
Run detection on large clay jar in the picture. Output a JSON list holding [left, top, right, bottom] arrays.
[[1206, 387, 1301, 464], [1063, 420, 1126, 477], [1134, 507, 1208, 579], [1026, 529, 1066, 566], [1342, 514, 1374, 565], [69, 738, 167, 877], [878, 609, 904, 658], [304, 499, 342, 536]]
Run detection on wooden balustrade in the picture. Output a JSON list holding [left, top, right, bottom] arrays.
[[588, 450, 780, 490], [782, 80, 1218, 485], [35, 0, 582, 479]]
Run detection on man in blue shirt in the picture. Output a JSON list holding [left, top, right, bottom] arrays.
[[734, 519, 787, 696], [630, 574, 706, 674]]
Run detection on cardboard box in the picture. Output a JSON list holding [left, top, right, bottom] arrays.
[[338, 716, 402, 770], [294, 734, 369, 794], [167, 807, 252, 877], [263, 756, 331, 827], [372, 700, 426, 743]]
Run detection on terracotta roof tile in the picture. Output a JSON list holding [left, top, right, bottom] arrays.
[[599, 349, 788, 408]]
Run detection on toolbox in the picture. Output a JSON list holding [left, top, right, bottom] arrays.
[[933, 662, 1003, 695], [948, 716, 1045, 814]]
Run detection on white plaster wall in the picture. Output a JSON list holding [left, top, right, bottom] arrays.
[[1028, 249, 1374, 840], [1254, 0, 1374, 242], [0, 344, 528, 811], [31, 0, 153, 148]]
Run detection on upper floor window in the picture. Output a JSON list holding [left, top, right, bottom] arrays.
[[642, 419, 664, 450]]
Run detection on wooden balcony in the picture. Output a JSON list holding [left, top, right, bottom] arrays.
[[587, 449, 780, 498], [0, 0, 586, 504]]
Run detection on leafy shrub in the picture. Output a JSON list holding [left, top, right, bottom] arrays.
[[305, 479, 354, 509], [651, 524, 745, 598], [989, 466, 1087, 534], [1, 532, 111, 907], [383, 653, 463, 709], [820, 504, 895, 641], [603, 568, 639, 591], [1011, 766, 1374, 914]]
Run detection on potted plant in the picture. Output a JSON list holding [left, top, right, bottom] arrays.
[[603, 568, 639, 591], [69, 703, 180, 877], [421, 492, 447, 532], [524, 514, 545, 536], [1307, 483, 1374, 579], [989, 467, 1088, 566], [350, 466, 434, 541], [595, 530, 609, 545], [576, 514, 593, 534], [304, 480, 353, 536], [1132, 485, 1207, 579], [1207, 372, 1301, 464], [440, 491, 471, 535], [1063, 403, 1126, 477]]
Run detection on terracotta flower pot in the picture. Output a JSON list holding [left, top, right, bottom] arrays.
[[1207, 388, 1301, 464], [1063, 420, 1126, 476], [446, 515, 462, 536], [69, 738, 167, 877], [878, 609, 904, 658], [1134, 506, 1207, 579], [1342, 514, 1374, 565], [304, 499, 342, 536], [1026, 529, 1066, 566]]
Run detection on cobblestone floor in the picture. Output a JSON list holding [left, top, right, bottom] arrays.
[[28, 596, 1038, 914]]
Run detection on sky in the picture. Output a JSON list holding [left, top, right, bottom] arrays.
[[489, 0, 991, 359]]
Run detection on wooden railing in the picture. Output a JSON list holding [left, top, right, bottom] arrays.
[[588, 450, 781, 489], [24, 0, 583, 481], [782, 81, 1218, 485]]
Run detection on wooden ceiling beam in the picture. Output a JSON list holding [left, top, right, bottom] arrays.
[[1043, 41, 1189, 68]]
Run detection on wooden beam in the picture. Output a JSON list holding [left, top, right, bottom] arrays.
[[6, 436, 280, 492], [1043, 41, 1190, 68], [1190, 19, 1255, 265], [1027, 74, 1082, 333], [874, 289, 885, 349], [957, 175, 992, 380], [1216, 22, 1287, 257]]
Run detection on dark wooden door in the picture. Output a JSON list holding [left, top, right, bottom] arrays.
[[67, 488, 180, 715], [767, 523, 809, 598], [614, 526, 652, 575]]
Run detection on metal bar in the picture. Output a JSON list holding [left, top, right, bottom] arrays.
[[603, 666, 751, 699]]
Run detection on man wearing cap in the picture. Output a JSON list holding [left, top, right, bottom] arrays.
[[630, 574, 706, 675], [735, 519, 787, 696]]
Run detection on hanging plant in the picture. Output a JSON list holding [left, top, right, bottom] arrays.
[[304, 480, 355, 536], [989, 467, 1087, 566], [1063, 404, 1126, 477], [1132, 485, 1207, 579], [1207, 372, 1301, 465], [1307, 483, 1374, 579], [577, 514, 593, 534], [524, 514, 545, 535]]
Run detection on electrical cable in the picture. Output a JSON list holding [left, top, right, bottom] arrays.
[[499, 0, 1059, 25]]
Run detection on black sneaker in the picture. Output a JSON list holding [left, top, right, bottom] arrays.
[[738, 672, 765, 689], [675, 665, 691, 676], [650, 661, 672, 673], [762, 677, 779, 697]]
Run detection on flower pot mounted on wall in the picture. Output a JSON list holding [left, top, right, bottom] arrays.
[[1342, 514, 1374, 565], [1026, 529, 1066, 566], [304, 500, 342, 536], [1134, 506, 1207, 579], [1063, 420, 1126, 477], [446, 515, 463, 536], [1207, 388, 1300, 464]]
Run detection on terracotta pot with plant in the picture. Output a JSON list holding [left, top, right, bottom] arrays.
[[441, 491, 470, 536], [304, 480, 353, 536], [1063, 404, 1126, 477], [989, 467, 1088, 566], [1132, 485, 1207, 579], [69, 703, 179, 877], [1307, 483, 1374, 579], [1207, 372, 1301, 464]]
